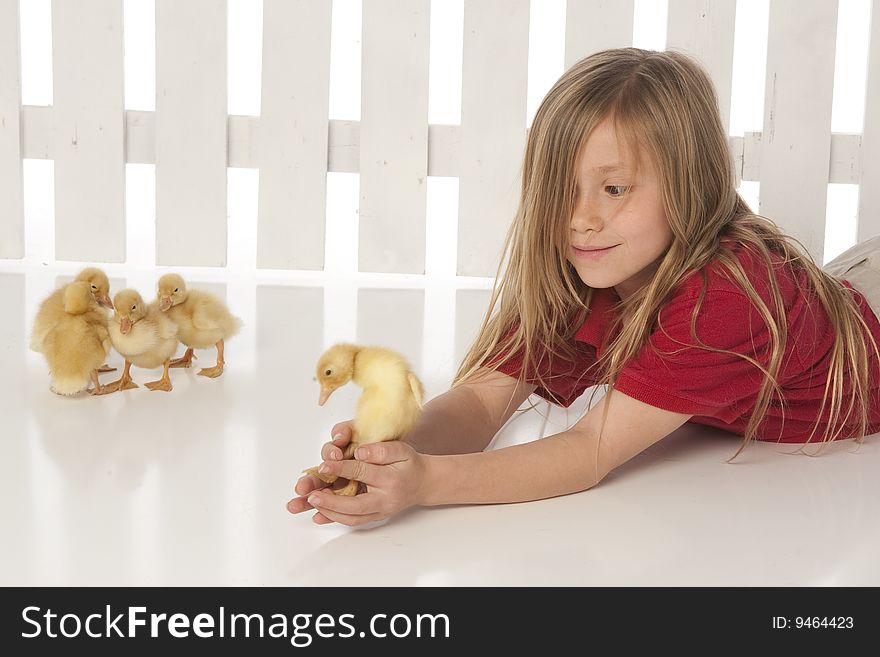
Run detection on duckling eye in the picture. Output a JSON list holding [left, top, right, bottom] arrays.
[[324, 369, 332, 376], [91, 284, 97, 290], [174, 288, 179, 293], [131, 305, 136, 311]]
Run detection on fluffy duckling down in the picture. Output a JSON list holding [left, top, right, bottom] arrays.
[[31, 267, 114, 355], [156, 273, 243, 378], [41, 281, 114, 396], [304, 343, 424, 496], [108, 289, 179, 392]]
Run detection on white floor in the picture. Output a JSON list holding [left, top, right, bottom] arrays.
[[1, 266, 879, 586]]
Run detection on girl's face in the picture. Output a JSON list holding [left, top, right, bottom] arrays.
[[567, 118, 673, 300]]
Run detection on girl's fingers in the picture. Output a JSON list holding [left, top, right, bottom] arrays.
[[287, 496, 315, 514], [294, 473, 328, 497], [307, 489, 381, 516], [320, 441, 342, 461], [312, 511, 335, 524], [321, 431, 352, 461], [310, 504, 384, 527], [297, 422, 356, 519], [353, 440, 412, 465], [316, 458, 381, 487], [329, 422, 353, 443]]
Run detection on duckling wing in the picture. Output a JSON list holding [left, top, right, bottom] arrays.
[[407, 371, 424, 408], [191, 304, 221, 332], [194, 302, 242, 340], [30, 288, 64, 352]]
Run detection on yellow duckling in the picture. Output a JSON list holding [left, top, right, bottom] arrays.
[[107, 289, 179, 392], [303, 343, 424, 496], [41, 281, 114, 396], [31, 267, 114, 365], [156, 273, 243, 378]]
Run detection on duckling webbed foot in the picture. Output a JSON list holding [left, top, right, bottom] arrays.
[[333, 479, 361, 496], [198, 340, 226, 378], [197, 364, 224, 378], [106, 361, 139, 392], [87, 370, 116, 396], [169, 348, 196, 368], [97, 364, 117, 373], [303, 465, 338, 484], [145, 361, 173, 392]]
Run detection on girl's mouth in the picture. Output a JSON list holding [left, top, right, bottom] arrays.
[[571, 245, 618, 260]]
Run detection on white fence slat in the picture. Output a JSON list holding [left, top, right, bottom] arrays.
[[0, 0, 23, 259], [458, 0, 530, 277], [859, 0, 880, 241], [565, 0, 634, 70], [18, 106, 871, 185], [359, 0, 430, 274], [729, 135, 744, 187], [257, 0, 331, 270], [51, 0, 125, 263], [155, 0, 227, 266], [830, 133, 861, 184], [666, 0, 737, 135], [125, 112, 260, 169], [759, 0, 837, 263]]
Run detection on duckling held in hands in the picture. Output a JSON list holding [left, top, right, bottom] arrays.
[[303, 343, 424, 496], [31, 267, 116, 373], [41, 281, 114, 396], [156, 273, 243, 378], [108, 289, 179, 392]]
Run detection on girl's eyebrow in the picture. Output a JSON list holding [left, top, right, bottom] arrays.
[[590, 164, 630, 173]]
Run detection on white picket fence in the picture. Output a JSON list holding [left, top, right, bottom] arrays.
[[0, 0, 878, 275]]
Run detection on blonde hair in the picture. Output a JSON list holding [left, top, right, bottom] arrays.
[[452, 47, 880, 460]]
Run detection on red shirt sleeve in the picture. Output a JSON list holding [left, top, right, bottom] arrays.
[[614, 289, 769, 422], [491, 337, 601, 407]]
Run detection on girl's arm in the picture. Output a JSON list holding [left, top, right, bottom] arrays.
[[298, 386, 693, 525], [421, 388, 692, 505], [403, 367, 537, 455]]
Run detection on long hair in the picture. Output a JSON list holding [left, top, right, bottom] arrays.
[[452, 47, 879, 460]]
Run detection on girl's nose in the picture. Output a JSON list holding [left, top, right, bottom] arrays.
[[570, 200, 603, 233]]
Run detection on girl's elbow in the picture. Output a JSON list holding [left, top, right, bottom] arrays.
[[584, 467, 609, 492], [568, 428, 613, 488]]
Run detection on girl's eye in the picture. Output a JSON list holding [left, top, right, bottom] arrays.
[[606, 185, 629, 197]]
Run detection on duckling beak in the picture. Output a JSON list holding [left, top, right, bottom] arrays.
[[159, 297, 172, 312], [120, 317, 132, 335], [100, 295, 113, 309], [318, 386, 333, 406]]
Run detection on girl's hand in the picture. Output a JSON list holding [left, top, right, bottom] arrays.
[[288, 421, 354, 524], [289, 439, 430, 527]]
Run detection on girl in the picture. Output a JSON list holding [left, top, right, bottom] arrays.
[[288, 48, 880, 526]]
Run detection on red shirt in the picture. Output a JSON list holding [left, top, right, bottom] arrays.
[[496, 240, 880, 442]]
